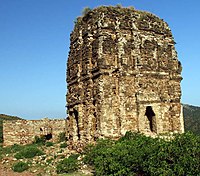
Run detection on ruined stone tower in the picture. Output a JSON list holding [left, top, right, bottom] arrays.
[[66, 6, 184, 146]]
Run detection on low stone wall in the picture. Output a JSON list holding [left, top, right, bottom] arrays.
[[3, 118, 66, 146]]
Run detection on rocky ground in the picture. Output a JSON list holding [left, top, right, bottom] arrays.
[[0, 142, 91, 176]]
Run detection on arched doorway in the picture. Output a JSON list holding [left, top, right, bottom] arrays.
[[145, 106, 156, 132], [74, 109, 80, 140]]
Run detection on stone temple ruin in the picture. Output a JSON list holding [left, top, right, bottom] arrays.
[[66, 6, 184, 147]]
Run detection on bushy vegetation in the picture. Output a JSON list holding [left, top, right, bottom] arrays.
[[46, 141, 54, 147], [84, 132, 200, 176], [60, 142, 67, 148], [0, 143, 26, 160], [56, 154, 80, 174], [0, 144, 23, 155], [12, 161, 29, 172], [33, 135, 46, 145], [58, 132, 67, 142], [14, 146, 44, 159]]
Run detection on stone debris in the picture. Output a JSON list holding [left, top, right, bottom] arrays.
[[66, 6, 184, 148], [0, 142, 76, 176]]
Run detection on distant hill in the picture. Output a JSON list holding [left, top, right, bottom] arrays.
[[0, 114, 22, 121], [0, 114, 22, 143], [183, 104, 200, 135]]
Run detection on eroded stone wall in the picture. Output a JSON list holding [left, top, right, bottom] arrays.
[[67, 6, 184, 146], [3, 119, 66, 146]]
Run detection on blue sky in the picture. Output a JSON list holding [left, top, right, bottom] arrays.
[[0, 0, 200, 119]]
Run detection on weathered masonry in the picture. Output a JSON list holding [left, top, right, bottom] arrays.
[[3, 119, 66, 146], [66, 6, 184, 146]]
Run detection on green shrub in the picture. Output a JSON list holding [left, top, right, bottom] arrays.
[[60, 143, 67, 148], [0, 144, 24, 155], [83, 139, 115, 166], [58, 132, 67, 142], [46, 158, 53, 164], [12, 161, 29, 172], [33, 135, 46, 145], [14, 146, 44, 159], [56, 154, 80, 174], [84, 132, 200, 176], [10, 144, 24, 152], [46, 142, 53, 147]]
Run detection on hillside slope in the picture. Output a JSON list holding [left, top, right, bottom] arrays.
[[183, 104, 200, 135], [0, 114, 22, 143]]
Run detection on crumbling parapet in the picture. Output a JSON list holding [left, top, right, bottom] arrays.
[[66, 6, 184, 147]]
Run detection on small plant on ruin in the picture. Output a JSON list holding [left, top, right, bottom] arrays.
[[82, 7, 92, 16], [128, 6, 135, 10], [12, 161, 29, 172], [56, 154, 80, 174], [74, 17, 82, 26], [58, 132, 67, 142], [45, 141, 54, 147], [60, 142, 67, 148], [14, 146, 44, 159], [33, 135, 46, 145], [116, 4, 122, 8]]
